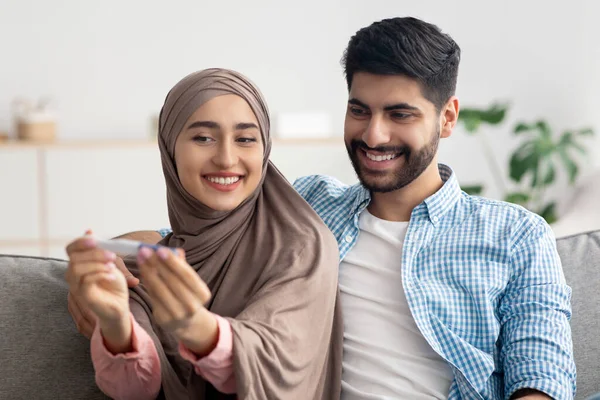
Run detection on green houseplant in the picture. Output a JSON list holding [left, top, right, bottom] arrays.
[[457, 103, 594, 224]]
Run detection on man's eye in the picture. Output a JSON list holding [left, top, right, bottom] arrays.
[[350, 107, 367, 116]]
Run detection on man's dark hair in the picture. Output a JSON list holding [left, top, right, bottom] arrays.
[[342, 17, 461, 111]]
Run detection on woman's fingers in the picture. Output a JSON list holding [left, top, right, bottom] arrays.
[[114, 256, 140, 287], [65, 236, 97, 256], [154, 247, 211, 303], [138, 248, 206, 330], [66, 261, 116, 289], [69, 247, 116, 265]]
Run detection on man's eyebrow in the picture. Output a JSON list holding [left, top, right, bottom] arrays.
[[348, 98, 370, 109], [383, 103, 420, 112], [348, 98, 420, 112]]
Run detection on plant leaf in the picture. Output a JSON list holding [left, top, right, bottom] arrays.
[[538, 202, 558, 224], [457, 109, 482, 134], [558, 147, 579, 184], [569, 140, 587, 154], [458, 104, 509, 132], [535, 137, 555, 158], [463, 117, 481, 134], [504, 191, 530, 206], [530, 162, 540, 187], [558, 131, 573, 147], [558, 131, 587, 155], [542, 162, 556, 185], [536, 120, 552, 139], [509, 141, 539, 183], [457, 109, 478, 120], [462, 184, 484, 195], [514, 122, 534, 135], [480, 104, 508, 124], [576, 127, 594, 136]]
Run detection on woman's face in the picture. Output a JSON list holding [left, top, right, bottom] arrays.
[[174, 94, 264, 211]]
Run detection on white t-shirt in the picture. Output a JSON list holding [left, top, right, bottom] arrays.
[[339, 209, 453, 399]]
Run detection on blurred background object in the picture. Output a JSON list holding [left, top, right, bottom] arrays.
[[0, 0, 599, 257], [13, 97, 57, 143], [457, 102, 595, 224]]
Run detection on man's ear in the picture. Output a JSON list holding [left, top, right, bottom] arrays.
[[440, 96, 459, 139]]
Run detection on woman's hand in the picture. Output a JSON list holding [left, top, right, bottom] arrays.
[[137, 246, 218, 355], [65, 236, 130, 324], [65, 235, 133, 353]]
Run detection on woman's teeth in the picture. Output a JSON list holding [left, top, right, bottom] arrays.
[[365, 152, 398, 162], [206, 176, 240, 185]]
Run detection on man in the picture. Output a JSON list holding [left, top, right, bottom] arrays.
[[68, 17, 575, 399]]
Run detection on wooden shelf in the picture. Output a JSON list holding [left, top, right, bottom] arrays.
[[0, 136, 342, 149]]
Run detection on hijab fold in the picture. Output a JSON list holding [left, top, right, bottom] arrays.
[[124, 68, 343, 399]]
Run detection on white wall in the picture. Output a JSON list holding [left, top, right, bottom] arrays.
[[1, 0, 599, 202]]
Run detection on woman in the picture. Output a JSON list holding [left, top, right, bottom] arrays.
[[65, 68, 343, 399]]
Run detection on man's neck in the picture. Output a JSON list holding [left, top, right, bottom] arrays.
[[367, 163, 444, 222]]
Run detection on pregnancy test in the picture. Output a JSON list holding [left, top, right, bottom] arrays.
[[95, 238, 176, 255]]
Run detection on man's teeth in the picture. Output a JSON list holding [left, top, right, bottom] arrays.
[[365, 152, 398, 162], [207, 176, 241, 185]]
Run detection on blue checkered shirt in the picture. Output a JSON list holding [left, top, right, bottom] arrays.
[[158, 163, 576, 399]]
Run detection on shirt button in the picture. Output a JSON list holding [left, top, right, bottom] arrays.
[[345, 235, 353, 243], [432, 216, 439, 223]]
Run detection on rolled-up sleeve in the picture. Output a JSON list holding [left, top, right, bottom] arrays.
[[500, 218, 576, 399]]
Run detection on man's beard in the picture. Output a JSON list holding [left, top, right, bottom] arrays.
[[346, 127, 440, 193]]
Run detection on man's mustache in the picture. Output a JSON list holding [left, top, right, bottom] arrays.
[[350, 140, 409, 156]]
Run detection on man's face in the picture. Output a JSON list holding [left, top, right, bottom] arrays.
[[344, 72, 443, 193]]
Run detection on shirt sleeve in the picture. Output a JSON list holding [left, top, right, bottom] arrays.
[[500, 217, 576, 399], [90, 312, 161, 400], [157, 228, 173, 238], [178, 313, 236, 394]]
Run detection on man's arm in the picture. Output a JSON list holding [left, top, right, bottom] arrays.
[[500, 217, 576, 400], [113, 230, 164, 244]]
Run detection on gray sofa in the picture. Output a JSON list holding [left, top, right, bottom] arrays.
[[1, 230, 599, 399]]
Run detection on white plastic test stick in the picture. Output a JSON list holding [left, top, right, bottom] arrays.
[[95, 238, 175, 255]]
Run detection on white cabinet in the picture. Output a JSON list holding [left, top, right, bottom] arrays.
[[45, 145, 169, 241], [0, 148, 40, 241]]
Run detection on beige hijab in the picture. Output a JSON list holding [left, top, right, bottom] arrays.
[[125, 68, 343, 399]]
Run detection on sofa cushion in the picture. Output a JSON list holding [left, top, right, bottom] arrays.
[[556, 229, 600, 399], [0, 229, 598, 399], [0, 254, 108, 400]]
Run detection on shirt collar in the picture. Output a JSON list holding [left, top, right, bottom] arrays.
[[423, 164, 462, 225], [352, 163, 462, 225]]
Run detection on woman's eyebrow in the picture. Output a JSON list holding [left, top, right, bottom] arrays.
[[235, 122, 259, 130], [187, 120, 220, 130]]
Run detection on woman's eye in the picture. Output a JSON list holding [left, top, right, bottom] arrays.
[[237, 137, 257, 143], [193, 136, 213, 143]]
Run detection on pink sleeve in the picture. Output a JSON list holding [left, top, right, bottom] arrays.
[[90, 313, 161, 400], [178, 314, 236, 394]]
